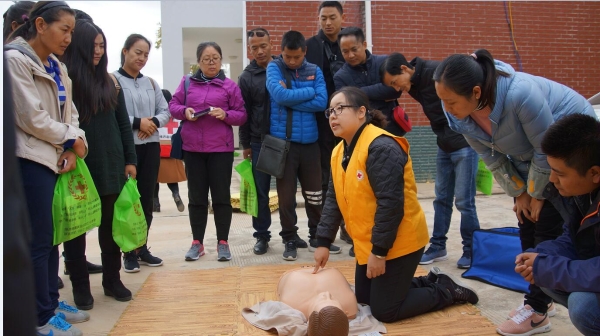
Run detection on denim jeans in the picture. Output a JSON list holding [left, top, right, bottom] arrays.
[[542, 289, 600, 335], [251, 142, 273, 240], [430, 147, 480, 254]]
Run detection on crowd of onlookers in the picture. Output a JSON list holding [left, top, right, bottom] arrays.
[[4, 1, 599, 336]]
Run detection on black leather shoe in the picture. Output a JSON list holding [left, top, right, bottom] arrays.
[[253, 238, 269, 255], [58, 276, 64, 289], [349, 246, 355, 257], [64, 261, 103, 275]]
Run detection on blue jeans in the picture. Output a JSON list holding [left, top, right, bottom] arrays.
[[541, 289, 600, 335], [430, 147, 480, 254], [251, 142, 273, 240]]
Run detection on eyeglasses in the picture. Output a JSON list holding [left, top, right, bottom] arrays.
[[247, 30, 268, 38], [200, 57, 222, 64], [324, 105, 358, 118]]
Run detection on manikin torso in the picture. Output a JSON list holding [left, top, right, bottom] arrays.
[[277, 267, 358, 320]]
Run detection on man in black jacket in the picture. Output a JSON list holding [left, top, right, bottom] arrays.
[[334, 26, 405, 136], [380, 53, 480, 269], [305, 1, 346, 215], [238, 28, 275, 255]]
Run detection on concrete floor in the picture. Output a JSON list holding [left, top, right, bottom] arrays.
[[63, 158, 580, 335]]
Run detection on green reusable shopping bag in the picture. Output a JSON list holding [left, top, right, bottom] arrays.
[[235, 159, 258, 217], [476, 158, 493, 195], [113, 178, 147, 252], [52, 156, 102, 245]]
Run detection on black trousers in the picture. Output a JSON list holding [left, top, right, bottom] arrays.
[[184, 151, 233, 243], [64, 194, 121, 259], [518, 199, 564, 313], [135, 143, 161, 242], [154, 182, 179, 199], [355, 247, 454, 323], [276, 142, 322, 241]]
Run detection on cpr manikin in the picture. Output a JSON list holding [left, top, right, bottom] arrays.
[[277, 267, 357, 335]]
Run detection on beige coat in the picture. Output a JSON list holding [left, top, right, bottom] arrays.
[[5, 37, 87, 173]]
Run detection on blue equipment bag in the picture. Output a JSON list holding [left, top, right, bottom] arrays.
[[461, 227, 530, 293]]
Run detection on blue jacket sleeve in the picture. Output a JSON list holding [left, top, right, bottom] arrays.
[[266, 62, 315, 106], [289, 67, 328, 112]]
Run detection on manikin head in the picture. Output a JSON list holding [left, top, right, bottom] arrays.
[[307, 291, 349, 336]]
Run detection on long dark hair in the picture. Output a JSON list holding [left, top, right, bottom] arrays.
[[330, 86, 388, 129], [120, 33, 151, 67], [3, 1, 35, 43], [60, 20, 116, 124], [10, 1, 75, 42], [433, 49, 509, 110]]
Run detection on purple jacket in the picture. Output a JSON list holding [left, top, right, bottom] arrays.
[[169, 71, 247, 153]]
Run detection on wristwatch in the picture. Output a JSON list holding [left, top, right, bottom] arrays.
[[374, 255, 386, 260]]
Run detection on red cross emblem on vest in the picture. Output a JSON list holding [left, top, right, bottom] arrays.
[[356, 170, 364, 181]]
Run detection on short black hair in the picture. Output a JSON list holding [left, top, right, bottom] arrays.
[[337, 26, 365, 44], [379, 53, 412, 81], [73, 9, 93, 22], [196, 41, 222, 62], [281, 30, 306, 51], [318, 1, 343, 15], [541, 113, 600, 176]]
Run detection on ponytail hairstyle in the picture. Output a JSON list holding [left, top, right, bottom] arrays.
[[60, 20, 117, 124], [331, 86, 388, 129], [433, 49, 509, 110], [3, 1, 35, 43], [9, 1, 75, 42], [120, 33, 151, 67]]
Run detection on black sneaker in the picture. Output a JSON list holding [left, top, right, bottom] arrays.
[[282, 234, 308, 248], [58, 276, 64, 289], [282, 240, 297, 261], [173, 192, 185, 212], [339, 223, 353, 244], [153, 198, 160, 212], [426, 266, 441, 283], [437, 272, 479, 304], [138, 247, 163, 267], [123, 252, 140, 273], [349, 246, 355, 257], [308, 238, 341, 254]]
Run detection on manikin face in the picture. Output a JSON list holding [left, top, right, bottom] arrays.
[[434, 81, 481, 119], [547, 156, 600, 197], [93, 33, 105, 66], [339, 35, 367, 67], [122, 39, 150, 73], [36, 12, 75, 56], [310, 291, 343, 314]]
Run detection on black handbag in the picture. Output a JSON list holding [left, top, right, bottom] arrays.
[[256, 61, 293, 179], [170, 75, 192, 160]]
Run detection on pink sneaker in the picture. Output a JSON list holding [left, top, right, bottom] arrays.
[[185, 240, 205, 261], [508, 302, 556, 319], [497, 304, 551, 336]]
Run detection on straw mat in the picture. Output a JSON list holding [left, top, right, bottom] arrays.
[[111, 260, 496, 335]]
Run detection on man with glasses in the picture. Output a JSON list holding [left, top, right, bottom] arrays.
[[238, 28, 276, 255], [266, 30, 341, 261], [334, 27, 406, 137]]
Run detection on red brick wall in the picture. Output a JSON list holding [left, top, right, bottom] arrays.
[[247, 1, 600, 127], [246, 1, 364, 54]]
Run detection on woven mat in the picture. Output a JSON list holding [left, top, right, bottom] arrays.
[[111, 260, 496, 335]]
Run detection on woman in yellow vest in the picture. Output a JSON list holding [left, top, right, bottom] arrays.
[[313, 86, 479, 323]]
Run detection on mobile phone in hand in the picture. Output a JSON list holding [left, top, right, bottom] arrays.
[[193, 107, 213, 118]]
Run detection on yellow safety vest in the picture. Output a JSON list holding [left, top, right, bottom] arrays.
[[330, 124, 429, 265]]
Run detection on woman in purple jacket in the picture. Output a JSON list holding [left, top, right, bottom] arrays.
[[169, 42, 247, 262]]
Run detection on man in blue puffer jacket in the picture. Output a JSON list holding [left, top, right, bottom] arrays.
[[266, 30, 340, 261]]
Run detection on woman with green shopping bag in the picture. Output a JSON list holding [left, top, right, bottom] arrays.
[[60, 19, 137, 307]]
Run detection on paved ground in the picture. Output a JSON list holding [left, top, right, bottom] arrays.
[[63, 157, 580, 335]]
